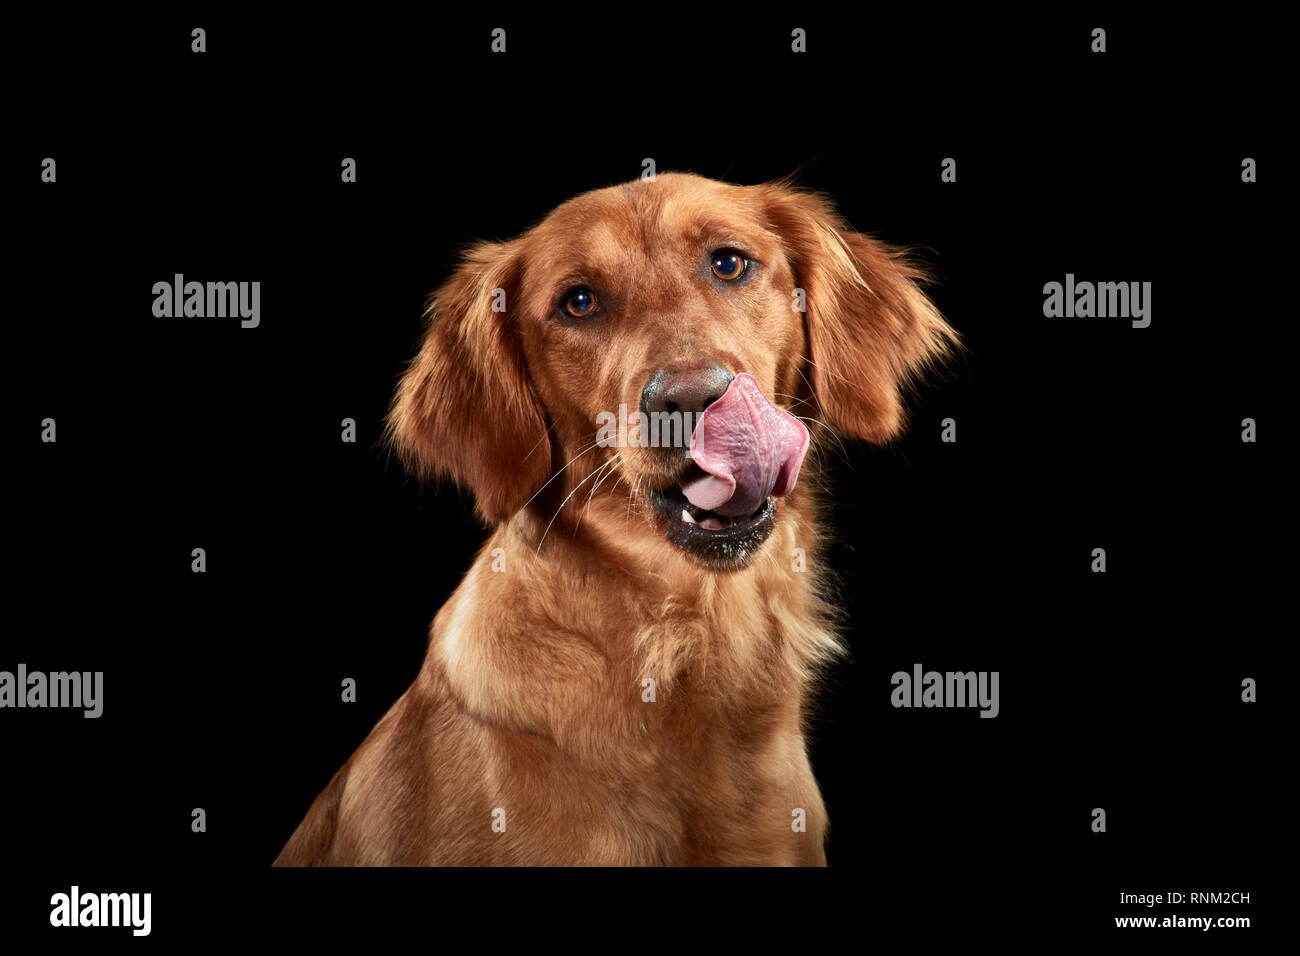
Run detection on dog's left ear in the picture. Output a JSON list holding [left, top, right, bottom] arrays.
[[760, 183, 960, 443], [386, 239, 552, 524]]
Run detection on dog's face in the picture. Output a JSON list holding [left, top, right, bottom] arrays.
[[388, 173, 955, 570]]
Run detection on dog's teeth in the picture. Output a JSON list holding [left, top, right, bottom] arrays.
[[681, 509, 697, 525]]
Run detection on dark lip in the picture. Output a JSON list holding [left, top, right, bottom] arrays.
[[648, 474, 779, 571]]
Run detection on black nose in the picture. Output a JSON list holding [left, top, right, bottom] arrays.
[[640, 364, 734, 418]]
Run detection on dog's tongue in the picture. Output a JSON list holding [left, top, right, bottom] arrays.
[[679, 373, 810, 518]]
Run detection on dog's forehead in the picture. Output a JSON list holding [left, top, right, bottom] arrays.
[[522, 175, 774, 276]]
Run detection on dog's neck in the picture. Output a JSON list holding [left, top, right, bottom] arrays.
[[425, 487, 842, 751]]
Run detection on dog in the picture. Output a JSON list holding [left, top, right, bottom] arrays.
[[274, 173, 958, 866]]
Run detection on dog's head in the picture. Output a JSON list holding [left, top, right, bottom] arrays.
[[387, 173, 957, 570]]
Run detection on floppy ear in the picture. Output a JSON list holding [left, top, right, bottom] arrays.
[[761, 184, 959, 443], [386, 240, 551, 523]]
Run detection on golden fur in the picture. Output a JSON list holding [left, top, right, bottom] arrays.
[[274, 173, 958, 866]]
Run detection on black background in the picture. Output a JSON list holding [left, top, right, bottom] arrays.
[[9, 10, 1280, 946]]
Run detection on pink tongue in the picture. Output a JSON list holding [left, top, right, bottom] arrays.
[[679, 373, 810, 518]]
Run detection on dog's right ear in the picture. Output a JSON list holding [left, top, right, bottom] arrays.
[[386, 240, 552, 524]]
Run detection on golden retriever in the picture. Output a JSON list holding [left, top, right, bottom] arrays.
[[274, 172, 958, 866]]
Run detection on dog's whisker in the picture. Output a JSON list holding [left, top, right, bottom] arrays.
[[574, 455, 620, 538], [537, 457, 618, 553], [625, 474, 643, 530], [522, 440, 602, 509], [769, 391, 819, 411], [520, 419, 558, 466], [590, 455, 620, 502], [801, 355, 863, 391], [794, 365, 852, 465]]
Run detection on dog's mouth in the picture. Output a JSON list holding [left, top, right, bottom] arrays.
[[635, 373, 810, 570], [649, 467, 779, 569]]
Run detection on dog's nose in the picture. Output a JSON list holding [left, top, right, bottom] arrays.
[[640, 364, 734, 417]]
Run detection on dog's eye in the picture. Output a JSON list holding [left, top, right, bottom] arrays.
[[710, 249, 748, 281], [562, 287, 598, 319]]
